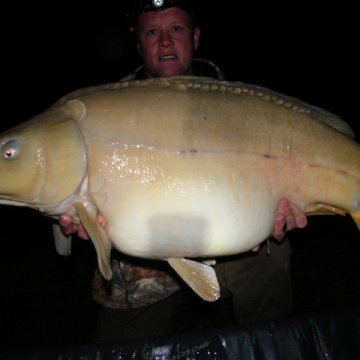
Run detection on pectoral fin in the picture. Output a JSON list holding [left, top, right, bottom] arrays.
[[349, 211, 360, 231], [74, 199, 112, 280], [305, 204, 347, 216], [202, 259, 216, 266], [167, 257, 220, 302], [306, 205, 360, 232]]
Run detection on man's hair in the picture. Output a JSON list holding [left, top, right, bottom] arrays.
[[126, 0, 197, 40]]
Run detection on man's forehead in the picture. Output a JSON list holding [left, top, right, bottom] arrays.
[[137, 7, 192, 27]]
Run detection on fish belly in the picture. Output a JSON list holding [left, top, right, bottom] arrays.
[[88, 149, 278, 260]]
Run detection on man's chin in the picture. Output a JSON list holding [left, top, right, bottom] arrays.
[[156, 64, 185, 78]]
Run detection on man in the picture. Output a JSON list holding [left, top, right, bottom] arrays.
[[60, 0, 307, 342]]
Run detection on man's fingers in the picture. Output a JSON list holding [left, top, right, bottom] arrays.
[[58, 215, 89, 239], [77, 224, 90, 240], [278, 198, 291, 216], [96, 214, 107, 228], [273, 213, 287, 240], [290, 203, 308, 229], [59, 215, 78, 235], [274, 200, 308, 240], [59, 215, 72, 228]]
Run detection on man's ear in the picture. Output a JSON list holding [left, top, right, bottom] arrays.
[[194, 27, 200, 50]]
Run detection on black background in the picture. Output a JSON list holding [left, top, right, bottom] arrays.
[[1, 0, 360, 352]]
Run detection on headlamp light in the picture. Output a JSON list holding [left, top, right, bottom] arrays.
[[152, 0, 165, 7], [127, 0, 196, 35]]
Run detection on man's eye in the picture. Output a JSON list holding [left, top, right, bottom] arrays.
[[172, 26, 181, 32], [147, 29, 157, 35]]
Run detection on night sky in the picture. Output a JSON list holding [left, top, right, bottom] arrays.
[[1, 0, 360, 353]]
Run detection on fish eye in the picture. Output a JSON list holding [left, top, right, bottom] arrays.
[[2, 140, 19, 159]]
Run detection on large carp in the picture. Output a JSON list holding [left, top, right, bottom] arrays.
[[0, 76, 359, 302]]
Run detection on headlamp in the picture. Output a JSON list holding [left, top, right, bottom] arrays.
[[127, 0, 196, 35], [152, 0, 165, 7]]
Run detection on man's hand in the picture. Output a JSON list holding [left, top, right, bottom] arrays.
[[273, 198, 308, 240], [251, 199, 307, 252], [59, 214, 107, 240]]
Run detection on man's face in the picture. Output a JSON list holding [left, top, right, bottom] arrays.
[[136, 7, 200, 78]]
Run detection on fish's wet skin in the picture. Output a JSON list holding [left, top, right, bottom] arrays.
[[1, 75, 360, 301]]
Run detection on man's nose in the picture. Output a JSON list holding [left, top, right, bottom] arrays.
[[159, 31, 173, 47]]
